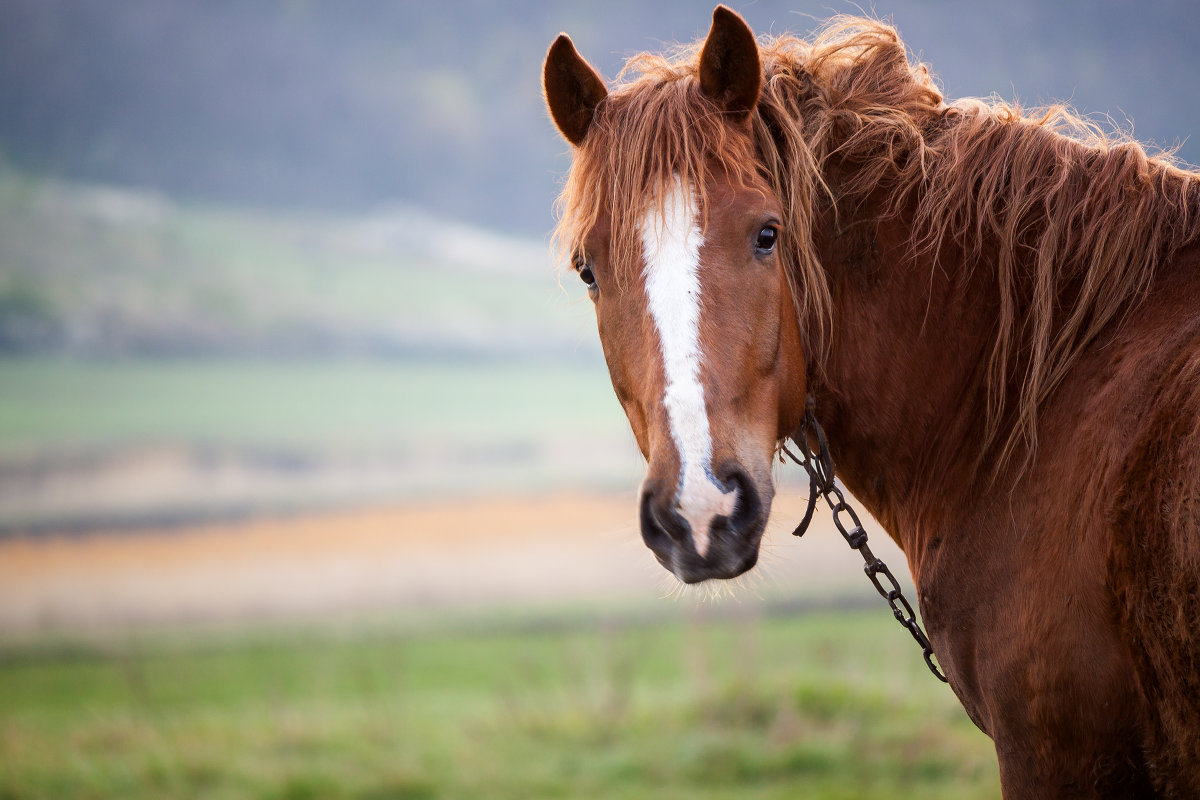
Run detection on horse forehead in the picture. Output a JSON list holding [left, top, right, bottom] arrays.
[[633, 185, 756, 288], [636, 180, 707, 302], [640, 179, 702, 245], [637, 182, 771, 264]]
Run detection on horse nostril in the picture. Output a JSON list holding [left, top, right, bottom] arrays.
[[640, 488, 690, 550], [722, 465, 762, 535]]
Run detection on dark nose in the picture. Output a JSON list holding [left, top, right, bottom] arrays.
[[638, 464, 768, 583], [639, 485, 690, 556], [720, 462, 762, 536]]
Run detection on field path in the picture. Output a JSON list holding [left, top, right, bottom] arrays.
[[0, 489, 907, 634]]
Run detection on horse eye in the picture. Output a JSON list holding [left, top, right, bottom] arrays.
[[755, 226, 778, 254], [572, 249, 598, 294]]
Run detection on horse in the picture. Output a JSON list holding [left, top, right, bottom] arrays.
[[542, 6, 1200, 797]]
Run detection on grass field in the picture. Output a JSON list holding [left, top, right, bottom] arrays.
[[0, 177, 629, 523], [0, 610, 999, 800], [0, 357, 624, 454], [0, 356, 642, 527]]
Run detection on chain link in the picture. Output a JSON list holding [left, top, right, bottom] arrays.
[[783, 397, 949, 683]]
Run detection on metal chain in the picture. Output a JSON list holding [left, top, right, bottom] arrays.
[[782, 397, 949, 683]]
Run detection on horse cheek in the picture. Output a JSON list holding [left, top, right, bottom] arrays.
[[596, 303, 656, 459]]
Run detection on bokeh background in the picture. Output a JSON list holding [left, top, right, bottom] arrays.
[[1, 1, 1196, 797]]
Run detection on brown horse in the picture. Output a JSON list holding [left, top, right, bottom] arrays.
[[543, 6, 1200, 798]]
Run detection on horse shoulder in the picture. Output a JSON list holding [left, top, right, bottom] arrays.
[[1109, 308, 1200, 793], [921, 255, 1200, 795]]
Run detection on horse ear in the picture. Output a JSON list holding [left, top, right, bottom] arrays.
[[543, 34, 608, 147], [698, 5, 761, 122]]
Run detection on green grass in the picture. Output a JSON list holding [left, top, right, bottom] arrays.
[[0, 611, 1000, 799], [0, 356, 641, 517], [0, 356, 626, 454]]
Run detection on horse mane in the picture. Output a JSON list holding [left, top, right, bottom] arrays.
[[553, 15, 1200, 463]]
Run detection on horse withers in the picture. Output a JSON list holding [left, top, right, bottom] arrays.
[[543, 7, 1200, 798]]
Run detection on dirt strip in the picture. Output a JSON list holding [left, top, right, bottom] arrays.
[[0, 490, 908, 634]]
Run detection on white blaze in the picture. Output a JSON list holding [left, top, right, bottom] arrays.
[[640, 179, 735, 558]]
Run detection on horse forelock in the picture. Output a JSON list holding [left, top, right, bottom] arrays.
[[551, 14, 1200, 470], [552, 54, 759, 290]]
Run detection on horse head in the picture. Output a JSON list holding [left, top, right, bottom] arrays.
[[544, 7, 807, 583]]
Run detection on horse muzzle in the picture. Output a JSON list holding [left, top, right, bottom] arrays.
[[638, 463, 771, 583]]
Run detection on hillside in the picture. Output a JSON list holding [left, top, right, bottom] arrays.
[[0, 178, 633, 532], [0, 176, 598, 360]]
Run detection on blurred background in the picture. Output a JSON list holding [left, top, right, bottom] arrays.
[[1, 1, 1195, 797]]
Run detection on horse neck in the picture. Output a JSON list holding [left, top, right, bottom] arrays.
[[805, 189, 1006, 559], [804, 177, 1200, 574]]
